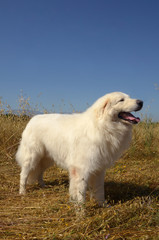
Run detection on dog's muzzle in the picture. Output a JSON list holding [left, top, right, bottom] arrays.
[[118, 99, 143, 124]]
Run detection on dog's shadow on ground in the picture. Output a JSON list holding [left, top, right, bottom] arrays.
[[45, 178, 69, 188], [43, 178, 159, 204], [104, 181, 159, 204]]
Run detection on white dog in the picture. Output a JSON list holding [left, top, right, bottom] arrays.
[[16, 92, 143, 205]]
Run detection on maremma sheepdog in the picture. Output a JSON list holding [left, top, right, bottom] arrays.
[[16, 92, 143, 206]]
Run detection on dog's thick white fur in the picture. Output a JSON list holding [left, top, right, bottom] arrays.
[[16, 92, 143, 205]]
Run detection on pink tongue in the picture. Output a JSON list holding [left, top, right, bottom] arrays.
[[122, 112, 140, 123]]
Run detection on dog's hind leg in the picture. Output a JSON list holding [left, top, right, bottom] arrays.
[[19, 165, 31, 195], [37, 157, 54, 188], [38, 171, 45, 188], [18, 151, 42, 194]]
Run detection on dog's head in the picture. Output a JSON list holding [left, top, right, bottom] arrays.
[[93, 92, 143, 125]]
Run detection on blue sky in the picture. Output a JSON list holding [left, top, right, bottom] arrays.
[[0, 0, 159, 120]]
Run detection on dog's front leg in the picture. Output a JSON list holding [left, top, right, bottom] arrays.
[[89, 170, 105, 206], [69, 167, 88, 203]]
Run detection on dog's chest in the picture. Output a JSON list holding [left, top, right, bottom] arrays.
[[100, 127, 132, 167]]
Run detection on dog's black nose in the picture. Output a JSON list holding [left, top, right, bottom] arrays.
[[136, 100, 143, 109]]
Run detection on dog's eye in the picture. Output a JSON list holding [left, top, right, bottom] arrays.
[[119, 98, 124, 102]]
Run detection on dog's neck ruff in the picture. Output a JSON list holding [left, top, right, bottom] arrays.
[[98, 121, 132, 168]]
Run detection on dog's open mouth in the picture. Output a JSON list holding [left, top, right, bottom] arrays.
[[118, 112, 140, 124]]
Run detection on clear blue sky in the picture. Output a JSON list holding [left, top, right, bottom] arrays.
[[0, 0, 159, 120]]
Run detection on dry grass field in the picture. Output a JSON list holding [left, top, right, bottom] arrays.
[[0, 110, 159, 239]]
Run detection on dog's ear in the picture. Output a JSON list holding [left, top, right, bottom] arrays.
[[95, 99, 109, 119], [101, 99, 109, 115]]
